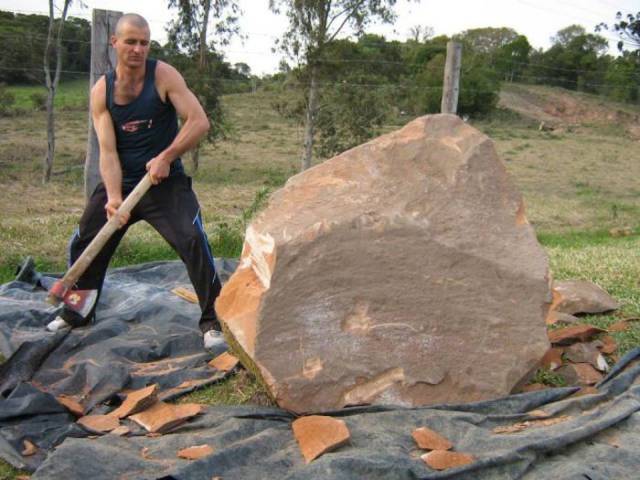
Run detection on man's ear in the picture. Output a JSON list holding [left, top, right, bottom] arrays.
[[110, 35, 117, 48]]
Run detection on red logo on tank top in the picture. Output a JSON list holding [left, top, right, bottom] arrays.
[[121, 119, 153, 133]]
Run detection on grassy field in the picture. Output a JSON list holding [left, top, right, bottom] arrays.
[[1, 81, 639, 476]]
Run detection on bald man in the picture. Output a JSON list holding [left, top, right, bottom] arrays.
[[47, 13, 225, 353]]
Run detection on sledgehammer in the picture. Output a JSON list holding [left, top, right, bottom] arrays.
[[47, 173, 153, 316]]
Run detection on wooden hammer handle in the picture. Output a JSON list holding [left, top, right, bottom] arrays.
[[58, 173, 153, 291]]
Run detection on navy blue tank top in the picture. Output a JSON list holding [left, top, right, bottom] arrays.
[[105, 59, 184, 188]]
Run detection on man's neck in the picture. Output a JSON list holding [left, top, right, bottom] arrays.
[[116, 62, 146, 83]]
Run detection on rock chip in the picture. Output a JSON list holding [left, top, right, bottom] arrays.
[[556, 363, 603, 386], [209, 352, 240, 372], [565, 343, 609, 372], [21, 440, 37, 456], [552, 280, 620, 315], [216, 114, 551, 413], [292, 415, 350, 463], [548, 324, 606, 345], [421, 450, 475, 470], [77, 414, 120, 433], [56, 395, 84, 417], [412, 427, 453, 451], [540, 347, 564, 370], [109, 384, 158, 419], [129, 402, 203, 434], [177, 444, 215, 460]]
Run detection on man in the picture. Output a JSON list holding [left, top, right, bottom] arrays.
[[47, 13, 224, 352]]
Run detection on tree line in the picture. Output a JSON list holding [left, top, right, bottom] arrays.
[[0, 5, 638, 175]]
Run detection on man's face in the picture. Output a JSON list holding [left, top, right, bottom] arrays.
[[112, 22, 150, 68]]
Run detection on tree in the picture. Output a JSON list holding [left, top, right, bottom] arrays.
[[167, 0, 241, 171], [495, 35, 531, 82], [43, 0, 72, 183], [269, 0, 405, 171], [597, 11, 640, 54], [408, 25, 434, 42]]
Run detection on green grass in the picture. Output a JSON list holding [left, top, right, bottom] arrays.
[[177, 369, 272, 407], [0, 460, 27, 479], [5, 79, 88, 111]]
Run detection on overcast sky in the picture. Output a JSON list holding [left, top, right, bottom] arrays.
[[1, 0, 636, 75]]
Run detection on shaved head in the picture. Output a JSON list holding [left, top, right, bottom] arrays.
[[115, 13, 150, 36]]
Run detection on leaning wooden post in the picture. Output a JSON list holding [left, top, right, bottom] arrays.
[[84, 9, 122, 200], [440, 41, 462, 114]]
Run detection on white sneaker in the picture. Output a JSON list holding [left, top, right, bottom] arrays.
[[203, 330, 227, 354], [46, 315, 71, 332]]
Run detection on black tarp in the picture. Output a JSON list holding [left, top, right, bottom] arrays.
[[1, 261, 640, 479]]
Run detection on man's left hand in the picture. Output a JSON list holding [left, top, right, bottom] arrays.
[[146, 155, 170, 185]]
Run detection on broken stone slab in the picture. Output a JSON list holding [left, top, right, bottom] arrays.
[[412, 427, 453, 451], [216, 114, 551, 413], [177, 444, 215, 460], [551, 280, 620, 315], [421, 450, 475, 471], [77, 414, 120, 434], [21, 440, 37, 457], [292, 415, 350, 463], [556, 363, 603, 386], [129, 402, 203, 434], [548, 324, 606, 345], [56, 395, 84, 417], [565, 343, 609, 372], [209, 352, 240, 372], [596, 335, 618, 355], [540, 347, 564, 371], [546, 311, 582, 325], [109, 384, 158, 419]]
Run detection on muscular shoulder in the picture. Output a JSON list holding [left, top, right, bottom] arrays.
[[90, 76, 107, 113], [155, 61, 187, 100]]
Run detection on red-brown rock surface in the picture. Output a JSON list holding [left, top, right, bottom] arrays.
[[551, 280, 619, 315], [216, 114, 551, 413], [292, 416, 350, 463]]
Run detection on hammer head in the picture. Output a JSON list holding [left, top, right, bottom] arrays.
[[47, 280, 97, 318]]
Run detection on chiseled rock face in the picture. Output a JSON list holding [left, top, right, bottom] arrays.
[[216, 114, 551, 414]]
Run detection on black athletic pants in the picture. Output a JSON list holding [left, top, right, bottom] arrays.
[[62, 174, 221, 333]]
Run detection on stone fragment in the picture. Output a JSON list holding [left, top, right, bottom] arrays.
[[552, 280, 620, 315], [56, 395, 84, 417], [597, 335, 618, 355], [209, 352, 240, 372], [21, 440, 37, 456], [109, 384, 158, 419], [492, 415, 570, 434], [77, 414, 120, 433], [177, 444, 215, 460], [540, 347, 564, 370], [216, 114, 551, 413], [556, 363, 603, 386], [412, 427, 453, 451], [292, 415, 350, 463], [565, 343, 609, 372], [421, 450, 475, 470], [552, 312, 582, 325], [548, 325, 606, 345], [111, 425, 131, 436], [129, 402, 203, 434], [172, 286, 199, 303]]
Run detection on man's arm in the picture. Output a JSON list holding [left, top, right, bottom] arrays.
[[146, 61, 210, 184], [91, 78, 129, 226]]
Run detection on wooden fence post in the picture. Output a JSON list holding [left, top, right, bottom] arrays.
[[441, 41, 462, 114], [84, 9, 122, 200]]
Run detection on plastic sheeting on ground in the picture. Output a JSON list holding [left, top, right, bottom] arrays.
[[1, 261, 640, 479], [0, 260, 238, 472]]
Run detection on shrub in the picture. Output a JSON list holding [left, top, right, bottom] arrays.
[[30, 91, 47, 111], [0, 83, 16, 116]]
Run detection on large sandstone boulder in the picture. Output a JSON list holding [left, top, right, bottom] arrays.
[[216, 114, 551, 414]]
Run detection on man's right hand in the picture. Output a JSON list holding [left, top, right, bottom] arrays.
[[105, 198, 130, 228]]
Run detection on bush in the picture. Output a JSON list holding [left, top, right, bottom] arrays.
[[30, 91, 47, 111]]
